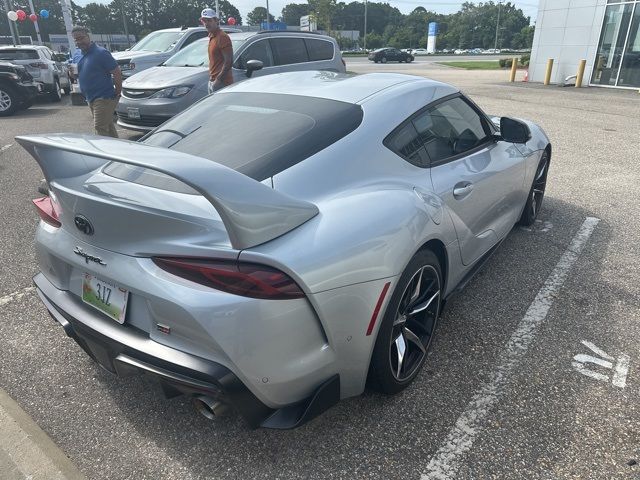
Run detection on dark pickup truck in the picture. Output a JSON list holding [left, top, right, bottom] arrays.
[[0, 61, 41, 116]]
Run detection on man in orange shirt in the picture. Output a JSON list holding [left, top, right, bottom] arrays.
[[201, 8, 233, 94]]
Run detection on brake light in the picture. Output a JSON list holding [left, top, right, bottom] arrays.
[[32, 196, 61, 227], [29, 62, 48, 69], [153, 257, 305, 300]]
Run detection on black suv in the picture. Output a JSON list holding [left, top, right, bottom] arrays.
[[368, 48, 414, 64], [0, 61, 40, 116]]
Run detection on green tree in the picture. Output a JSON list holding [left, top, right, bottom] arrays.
[[281, 3, 310, 26], [309, 0, 336, 31], [247, 7, 275, 25]]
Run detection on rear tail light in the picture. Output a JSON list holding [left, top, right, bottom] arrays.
[[152, 257, 305, 300], [32, 195, 61, 227], [29, 62, 48, 69]]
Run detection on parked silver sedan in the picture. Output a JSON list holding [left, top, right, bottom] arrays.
[[116, 31, 345, 131], [20, 72, 550, 428]]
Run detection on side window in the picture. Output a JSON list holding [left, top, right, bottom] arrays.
[[237, 40, 274, 69], [181, 31, 208, 49], [385, 122, 430, 167], [41, 49, 52, 60], [305, 39, 334, 61], [413, 96, 490, 163], [269, 38, 309, 66]]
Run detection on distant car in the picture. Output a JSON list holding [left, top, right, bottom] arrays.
[[454, 49, 467, 55], [0, 45, 70, 101], [0, 61, 41, 116], [412, 48, 429, 56], [112, 26, 241, 79], [368, 48, 414, 63], [20, 71, 551, 429], [116, 31, 346, 132]]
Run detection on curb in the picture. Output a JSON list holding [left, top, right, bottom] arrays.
[[0, 388, 86, 480]]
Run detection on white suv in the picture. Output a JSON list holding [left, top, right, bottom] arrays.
[[0, 45, 71, 101]]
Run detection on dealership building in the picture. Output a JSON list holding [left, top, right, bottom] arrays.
[[529, 0, 640, 88]]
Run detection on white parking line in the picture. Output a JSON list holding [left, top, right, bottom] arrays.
[[0, 287, 35, 307], [1, 144, 12, 153], [421, 216, 600, 480]]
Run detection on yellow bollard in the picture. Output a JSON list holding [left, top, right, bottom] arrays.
[[544, 58, 554, 85], [575, 59, 587, 88], [509, 57, 518, 82]]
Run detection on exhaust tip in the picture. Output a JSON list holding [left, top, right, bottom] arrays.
[[192, 395, 229, 420]]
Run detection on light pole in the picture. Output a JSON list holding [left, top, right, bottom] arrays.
[[494, 0, 502, 51], [363, 0, 367, 51]]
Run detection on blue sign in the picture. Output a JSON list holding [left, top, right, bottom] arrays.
[[428, 22, 438, 36]]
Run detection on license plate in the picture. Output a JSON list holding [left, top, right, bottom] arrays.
[[82, 273, 129, 324], [127, 107, 140, 119]]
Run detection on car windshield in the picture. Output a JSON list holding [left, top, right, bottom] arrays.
[[163, 39, 207, 67], [130, 31, 183, 52], [0, 49, 39, 60]]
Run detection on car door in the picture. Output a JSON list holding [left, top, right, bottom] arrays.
[[232, 38, 276, 81], [268, 37, 309, 73], [416, 95, 525, 265], [389, 48, 401, 61]]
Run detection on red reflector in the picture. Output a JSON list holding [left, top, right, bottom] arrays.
[[152, 257, 305, 300], [366, 282, 391, 336], [32, 196, 61, 228]]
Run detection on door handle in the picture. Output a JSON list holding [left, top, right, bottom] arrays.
[[453, 183, 473, 199]]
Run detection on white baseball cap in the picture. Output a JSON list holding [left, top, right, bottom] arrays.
[[201, 8, 218, 19]]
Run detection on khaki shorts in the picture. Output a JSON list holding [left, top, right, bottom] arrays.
[[88, 98, 119, 138]]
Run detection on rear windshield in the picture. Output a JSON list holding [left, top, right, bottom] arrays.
[[0, 49, 39, 60], [140, 92, 363, 181]]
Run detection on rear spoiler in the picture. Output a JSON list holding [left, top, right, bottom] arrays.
[[16, 133, 319, 250]]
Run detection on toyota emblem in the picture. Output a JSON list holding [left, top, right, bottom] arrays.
[[74, 215, 94, 235]]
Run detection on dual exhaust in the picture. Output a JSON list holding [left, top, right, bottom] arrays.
[[192, 395, 229, 420]]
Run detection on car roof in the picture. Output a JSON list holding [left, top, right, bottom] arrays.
[[223, 71, 458, 104], [0, 45, 42, 50]]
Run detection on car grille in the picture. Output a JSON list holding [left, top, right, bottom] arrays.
[[122, 88, 159, 99], [116, 112, 168, 127]]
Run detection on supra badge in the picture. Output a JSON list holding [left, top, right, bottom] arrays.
[[74, 215, 94, 235], [73, 246, 106, 266]]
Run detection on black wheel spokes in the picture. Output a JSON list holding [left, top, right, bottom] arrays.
[[390, 266, 440, 382], [531, 158, 548, 218]]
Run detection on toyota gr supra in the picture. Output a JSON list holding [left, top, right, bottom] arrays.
[[19, 71, 550, 429]]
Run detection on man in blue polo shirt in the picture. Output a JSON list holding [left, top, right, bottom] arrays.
[[71, 26, 122, 138]]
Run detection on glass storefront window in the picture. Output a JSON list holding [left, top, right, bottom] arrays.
[[618, 4, 640, 87], [593, 2, 640, 88]]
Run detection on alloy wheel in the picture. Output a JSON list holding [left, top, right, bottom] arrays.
[[529, 155, 548, 219], [0, 90, 11, 111], [389, 264, 440, 381]]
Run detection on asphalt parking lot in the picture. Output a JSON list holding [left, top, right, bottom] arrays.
[[1, 62, 639, 479]]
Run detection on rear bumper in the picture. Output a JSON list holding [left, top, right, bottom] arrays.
[[33, 273, 339, 429]]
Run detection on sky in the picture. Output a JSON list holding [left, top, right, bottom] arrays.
[[73, 0, 540, 28]]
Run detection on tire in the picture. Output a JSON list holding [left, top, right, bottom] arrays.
[[368, 249, 442, 394], [50, 78, 62, 102], [381, 56, 388, 64], [62, 84, 71, 95], [519, 150, 549, 226], [0, 84, 18, 117], [407, 56, 413, 63]]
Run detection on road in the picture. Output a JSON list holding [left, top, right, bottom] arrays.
[[0, 64, 639, 479]]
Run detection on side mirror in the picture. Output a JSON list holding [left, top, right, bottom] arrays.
[[245, 59, 264, 78], [499, 117, 531, 144]]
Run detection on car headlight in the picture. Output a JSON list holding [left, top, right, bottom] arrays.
[[148, 85, 193, 99]]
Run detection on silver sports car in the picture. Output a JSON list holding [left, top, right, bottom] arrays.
[[19, 72, 550, 429]]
